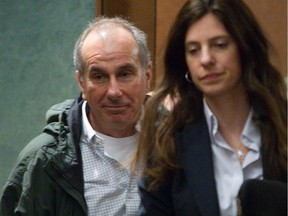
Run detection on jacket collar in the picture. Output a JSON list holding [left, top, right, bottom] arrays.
[[66, 94, 85, 193]]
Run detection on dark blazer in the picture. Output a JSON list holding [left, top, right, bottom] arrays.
[[138, 113, 287, 215], [138, 115, 220, 216]]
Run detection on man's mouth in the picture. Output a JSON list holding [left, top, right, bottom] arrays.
[[103, 105, 128, 113]]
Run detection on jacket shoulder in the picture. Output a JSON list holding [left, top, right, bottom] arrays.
[[6, 132, 56, 183], [45, 99, 75, 124], [18, 132, 57, 162], [0, 132, 57, 211]]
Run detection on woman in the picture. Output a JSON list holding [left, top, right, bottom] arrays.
[[135, 0, 287, 215]]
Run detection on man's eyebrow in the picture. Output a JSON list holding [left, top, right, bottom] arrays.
[[88, 66, 105, 73], [117, 63, 137, 71], [86, 63, 138, 75]]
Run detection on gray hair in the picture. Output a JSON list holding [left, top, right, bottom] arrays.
[[73, 16, 151, 76]]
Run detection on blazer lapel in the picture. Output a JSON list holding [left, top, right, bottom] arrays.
[[176, 116, 220, 216]]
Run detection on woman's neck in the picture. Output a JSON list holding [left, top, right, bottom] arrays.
[[205, 88, 252, 164], [205, 90, 250, 135]]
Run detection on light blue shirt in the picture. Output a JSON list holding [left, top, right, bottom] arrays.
[[203, 100, 263, 216], [80, 101, 140, 216]]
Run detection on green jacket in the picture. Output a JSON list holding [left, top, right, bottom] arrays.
[[0, 97, 88, 216]]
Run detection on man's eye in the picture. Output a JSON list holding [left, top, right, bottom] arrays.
[[94, 74, 104, 80], [90, 73, 107, 82], [119, 71, 134, 80], [121, 71, 131, 77]]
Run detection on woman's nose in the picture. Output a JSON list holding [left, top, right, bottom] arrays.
[[200, 48, 215, 67]]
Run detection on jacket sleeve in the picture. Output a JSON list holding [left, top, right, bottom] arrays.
[[138, 177, 175, 216], [0, 133, 56, 216], [0, 180, 37, 216], [1, 180, 22, 215], [0, 160, 38, 216], [0, 152, 55, 215]]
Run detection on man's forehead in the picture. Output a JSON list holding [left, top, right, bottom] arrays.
[[81, 27, 139, 59]]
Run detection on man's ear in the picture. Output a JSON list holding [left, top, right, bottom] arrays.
[[76, 70, 86, 100], [145, 63, 153, 92], [76, 71, 84, 90]]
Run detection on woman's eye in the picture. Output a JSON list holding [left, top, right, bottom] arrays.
[[214, 40, 229, 49], [190, 48, 198, 54], [187, 46, 198, 55], [216, 43, 226, 48]]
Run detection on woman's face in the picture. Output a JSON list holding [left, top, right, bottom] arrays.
[[185, 13, 244, 100]]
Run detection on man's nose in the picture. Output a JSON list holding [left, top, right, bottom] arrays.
[[107, 78, 122, 100]]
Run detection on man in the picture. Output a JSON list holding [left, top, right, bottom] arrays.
[[0, 16, 152, 215]]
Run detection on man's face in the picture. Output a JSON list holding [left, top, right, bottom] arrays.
[[77, 27, 151, 138]]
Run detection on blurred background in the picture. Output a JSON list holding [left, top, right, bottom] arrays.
[[0, 0, 95, 188], [0, 0, 286, 190]]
